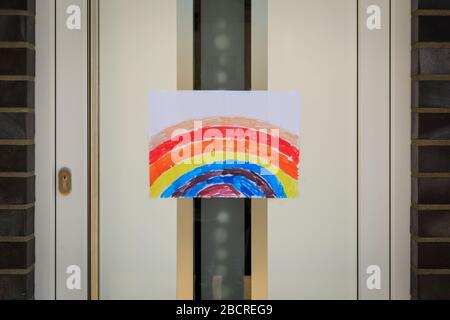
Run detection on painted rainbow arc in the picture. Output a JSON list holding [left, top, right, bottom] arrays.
[[149, 117, 300, 199]]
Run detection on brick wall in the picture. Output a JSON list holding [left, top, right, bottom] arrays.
[[0, 0, 35, 300], [411, 0, 450, 300]]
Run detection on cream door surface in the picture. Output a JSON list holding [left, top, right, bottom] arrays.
[[267, 0, 358, 299], [98, 0, 358, 299], [99, 0, 177, 299]]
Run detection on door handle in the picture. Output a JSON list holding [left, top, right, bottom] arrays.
[[58, 168, 72, 195]]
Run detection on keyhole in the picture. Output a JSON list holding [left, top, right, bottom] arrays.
[[59, 168, 72, 195]]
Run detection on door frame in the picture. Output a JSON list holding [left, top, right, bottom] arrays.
[[89, 0, 100, 300], [35, 0, 90, 300], [389, 0, 411, 300], [35, 0, 56, 300]]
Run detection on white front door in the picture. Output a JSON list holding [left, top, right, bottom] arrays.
[[37, 0, 410, 300]]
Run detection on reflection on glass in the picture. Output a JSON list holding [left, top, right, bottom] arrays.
[[194, 0, 251, 300], [197, 199, 246, 300], [199, 0, 247, 90]]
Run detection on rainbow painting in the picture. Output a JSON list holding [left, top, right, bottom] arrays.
[[149, 91, 300, 199]]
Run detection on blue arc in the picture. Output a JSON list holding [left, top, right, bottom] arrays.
[[161, 162, 286, 198], [184, 176, 265, 198]]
